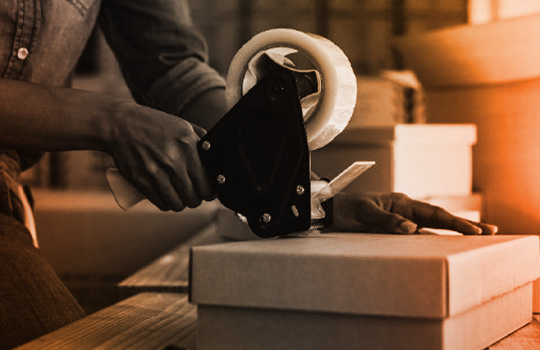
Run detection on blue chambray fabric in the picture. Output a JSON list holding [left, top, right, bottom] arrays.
[[0, 1, 224, 347], [0, 0, 225, 173]]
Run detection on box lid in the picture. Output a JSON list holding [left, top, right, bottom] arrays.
[[190, 233, 539, 319], [330, 124, 476, 147], [395, 14, 540, 88]]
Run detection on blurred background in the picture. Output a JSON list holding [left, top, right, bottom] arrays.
[[23, 0, 540, 313]]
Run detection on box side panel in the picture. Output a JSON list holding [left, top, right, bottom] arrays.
[[395, 15, 540, 87], [198, 306, 443, 350], [197, 284, 532, 350], [533, 277, 540, 313], [424, 82, 540, 235], [443, 283, 532, 350], [191, 248, 447, 318], [311, 143, 394, 194], [394, 124, 477, 145], [447, 235, 540, 315], [312, 124, 475, 198], [393, 143, 472, 198]]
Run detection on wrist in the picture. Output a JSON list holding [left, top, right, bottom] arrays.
[[97, 97, 134, 155], [180, 87, 228, 130]]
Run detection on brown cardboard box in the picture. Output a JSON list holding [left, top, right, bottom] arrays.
[[420, 82, 540, 235], [311, 124, 476, 199], [394, 16, 540, 234], [395, 15, 540, 311], [197, 284, 531, 350], [394, 14, 540, 88], [190, 233, 539, 349]]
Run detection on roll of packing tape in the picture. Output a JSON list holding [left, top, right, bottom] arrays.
[[226, 28, 357, 150]]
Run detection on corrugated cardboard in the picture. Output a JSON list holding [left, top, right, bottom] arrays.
[[394, 14, 540, 88], [191, 233, 538, 317], [190, 233, 539, 349], [311, 124, 476, 199], [394, 12, 540, 314], [198, 283, 532, 350], [422, 81, 540, 236]]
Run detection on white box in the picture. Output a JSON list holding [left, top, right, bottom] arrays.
[[311, 124, 476, 199], [190, 233, 540, 350]]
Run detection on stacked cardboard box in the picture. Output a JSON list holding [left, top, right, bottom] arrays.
[[311, 124, 476, 200], [395, 13, 540, 310], [190, 233, 539, 350]]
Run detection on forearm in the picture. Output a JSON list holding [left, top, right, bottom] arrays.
[[0, 78, 119, 153], [179, 87, 228, 130]]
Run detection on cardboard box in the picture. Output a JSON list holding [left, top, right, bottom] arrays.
[[32, 189, 219, 277], [469, 0, 540, 24], [197, 284, 531, 350], [394, 14, 540, 88], [311, 124, 476, 199], [394, 14, 540, 313], [190, 233, 539, 350]]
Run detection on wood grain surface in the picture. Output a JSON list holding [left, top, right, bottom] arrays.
[[489, 315, 540, 349], [15, 292, 196, 350], [119, 223, 226, 292]]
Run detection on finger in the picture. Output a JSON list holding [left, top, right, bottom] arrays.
[[171, 126, 215, 202], [190, 165, 215, 201], [186, 147, 215, 201], [166, 148, 212, 206], [116, 165, 171, 211], [158, 155, 201, 209], [145, 162, 186, 211], [360, 204, 418, 234], [151, 175, 186, 212], [171, 168, 203, 208], [132, 178, 169, 211], [191, 124, 207, 138], [411, 202, 483, 235], [468, 220, 498, 235]]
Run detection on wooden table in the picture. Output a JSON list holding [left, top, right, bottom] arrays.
[[15, 293, 197, 350], [17, 224, 540, 349], [16, 224, 224, 350], [118, 223, 226, 293], [491, 316, 540, 350]]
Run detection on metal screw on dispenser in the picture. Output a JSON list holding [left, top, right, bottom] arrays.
[[217, 174, 226, 185], [261, 213, 272, 224], [296, 185, 305, 196], [201, 141, 211, 151], [269, 77, 287, 100]]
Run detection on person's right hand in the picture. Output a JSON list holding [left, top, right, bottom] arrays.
[[105, 101, 215, 211]]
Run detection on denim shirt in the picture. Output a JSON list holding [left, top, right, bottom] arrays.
[[0, 0, 226, 189]]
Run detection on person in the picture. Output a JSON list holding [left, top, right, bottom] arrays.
[[0, 0, 497, 348]]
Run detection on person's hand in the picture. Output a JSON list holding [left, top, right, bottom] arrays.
[[331, 192, 498, 235], [105, 102, 214, 211]]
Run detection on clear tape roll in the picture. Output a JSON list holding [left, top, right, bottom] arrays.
[[226, 28, 357, 150]]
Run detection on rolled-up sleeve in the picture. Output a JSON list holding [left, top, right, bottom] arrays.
[[98, 0, 225, 115]]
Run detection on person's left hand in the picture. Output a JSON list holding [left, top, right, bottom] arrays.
[[331, 192, 498, 235]]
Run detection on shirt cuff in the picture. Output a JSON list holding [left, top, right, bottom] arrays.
[[144, 58, 226, 116]]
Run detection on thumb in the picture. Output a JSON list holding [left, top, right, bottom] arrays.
[[191, 123, 207, 138]]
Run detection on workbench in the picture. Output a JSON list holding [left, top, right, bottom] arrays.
[[16, 224, 540, 350]]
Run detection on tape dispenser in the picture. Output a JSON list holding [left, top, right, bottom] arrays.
[[199, 29, 366, 237], [108, 29, 373, 237]]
